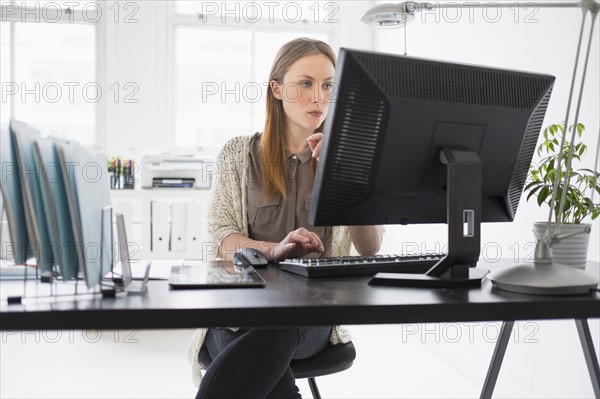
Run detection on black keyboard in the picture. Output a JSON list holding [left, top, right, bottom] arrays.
[[279, 253, 444, 278]]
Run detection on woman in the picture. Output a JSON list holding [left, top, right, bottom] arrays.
[[189, 37, 383, 398]]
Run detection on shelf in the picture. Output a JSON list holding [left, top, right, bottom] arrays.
[[111, 188, 210, 199], [110, 189, 210, 260]]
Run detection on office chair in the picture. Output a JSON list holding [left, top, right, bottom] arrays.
[[199, 341, 356, 399]]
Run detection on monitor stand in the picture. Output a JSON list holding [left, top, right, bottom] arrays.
[[370, 148, 489, 288]]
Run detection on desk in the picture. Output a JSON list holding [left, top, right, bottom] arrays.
[[1, 259, 599, 398]]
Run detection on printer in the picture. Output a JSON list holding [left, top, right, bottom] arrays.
[[141, 152, 213, 189]]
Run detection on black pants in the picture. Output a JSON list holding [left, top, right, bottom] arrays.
[[196, 326, 332, 399]]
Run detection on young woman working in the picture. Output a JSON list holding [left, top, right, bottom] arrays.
[[189, 37, 383, 398]]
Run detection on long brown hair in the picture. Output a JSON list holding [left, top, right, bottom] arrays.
[[261, 37, 336, 199]]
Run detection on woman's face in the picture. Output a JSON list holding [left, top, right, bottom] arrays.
[[271, 53, 335, 136]]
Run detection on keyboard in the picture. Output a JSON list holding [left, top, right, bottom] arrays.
[[279, 253, 444, 278]]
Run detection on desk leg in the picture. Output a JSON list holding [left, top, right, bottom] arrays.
[[575, 319, 600, 398], [480, 320, 514, 399]]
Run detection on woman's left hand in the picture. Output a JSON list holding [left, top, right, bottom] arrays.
[[307, 133, 324, 161]]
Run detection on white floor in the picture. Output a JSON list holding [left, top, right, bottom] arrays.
[[0, 325, 475, 399], [0, 323, 598, 398]]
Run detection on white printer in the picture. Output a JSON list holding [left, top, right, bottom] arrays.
[[141, 152, 213, 189]]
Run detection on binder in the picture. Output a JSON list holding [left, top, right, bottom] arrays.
[[57, 142, 112, 288], [170, 202, 187, 252], [0, 122, 30, 265], [10, 120, 53, 273], [33, 138, 79, 279], [185, 200, 205, 256], [151, 201, 169, 252]]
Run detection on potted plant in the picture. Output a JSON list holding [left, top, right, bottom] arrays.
[[524, 122, 600, 269]]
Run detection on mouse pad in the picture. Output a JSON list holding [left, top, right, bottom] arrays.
[[168, 262, 266, 289]]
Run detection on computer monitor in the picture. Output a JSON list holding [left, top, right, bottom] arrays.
[[310, 48, 555, 287]]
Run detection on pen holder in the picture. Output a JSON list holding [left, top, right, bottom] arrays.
[[108, 172, 115, 189], [123, 172, 135, 189], [107, 157, 136, 190]]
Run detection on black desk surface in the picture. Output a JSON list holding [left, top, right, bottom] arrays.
[[1, 260, 599, 330]]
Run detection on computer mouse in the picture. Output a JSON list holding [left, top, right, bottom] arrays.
[[232, 248, 269, 269]]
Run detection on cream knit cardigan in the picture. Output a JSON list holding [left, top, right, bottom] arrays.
[[187, 135, 353, 387]]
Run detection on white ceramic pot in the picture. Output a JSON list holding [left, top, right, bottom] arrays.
[[533, 222, 592, 270]]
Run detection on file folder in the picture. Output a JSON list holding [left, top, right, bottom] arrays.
[[185, 200, 206, 256], [151, 201, 169, 252], [57, 141, 112, 288], [10, 120, 53, 273], [0, 122, 31, 264], [33, 138, 79, 279], [170, 202, 187, 252]]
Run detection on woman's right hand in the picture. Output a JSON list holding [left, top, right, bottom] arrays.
[[269, 227, 325, 262], [307, 132, 324, 161]]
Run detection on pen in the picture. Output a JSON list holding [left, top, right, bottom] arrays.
[[112, 159, 117, 189], [131, 160, 135, 189], [117, 159, 121, 189]]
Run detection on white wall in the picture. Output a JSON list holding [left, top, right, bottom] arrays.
[[373, 2, 600, 262], [99, 1, 172, 159]]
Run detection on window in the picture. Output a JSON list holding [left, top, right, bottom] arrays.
[[176, 29, 253, 147], [172, 1, 334, 150], [176, 1, 337, 24], [1, 2, 97, 145], [1, 22, 10, 128]]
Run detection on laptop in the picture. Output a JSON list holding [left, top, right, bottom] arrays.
[[169, 262, 266, 289]]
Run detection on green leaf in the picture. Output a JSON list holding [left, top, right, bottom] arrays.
[[564, 196, 572, 210], [526, 184, 543, 201], [546, 169, 555, 184], [570, 170, 581, 179], [579, 168, 599, 175], [538, 186, 550, 206], [537, 142, 547, 156], [525, 180, 542, 190]]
